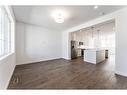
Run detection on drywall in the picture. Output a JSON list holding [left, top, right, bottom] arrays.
[[62, 31, 71, 59], [115, 7, 127, 76], [0, 6, 15, 89], [62, 7, 127, 77], [16, 22, 62, 65], [0, 54, 15, 89]]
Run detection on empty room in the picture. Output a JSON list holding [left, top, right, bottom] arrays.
[[1, 5, 127, 90]]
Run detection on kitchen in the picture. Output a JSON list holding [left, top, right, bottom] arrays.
[[70, 20, 115, 64]]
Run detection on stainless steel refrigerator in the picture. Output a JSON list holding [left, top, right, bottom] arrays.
[[71, 40, 77, 59]]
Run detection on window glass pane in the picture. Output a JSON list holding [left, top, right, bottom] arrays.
[[1, 8, 5, 56], [0, 7, 12, 57], [0, 8, 1, 56], [4, 14, 9, 54]]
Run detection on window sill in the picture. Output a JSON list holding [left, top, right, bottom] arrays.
[[0, 52, 15, 61]]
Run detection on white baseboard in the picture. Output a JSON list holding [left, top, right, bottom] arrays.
[[62, 57, 71, 60], [115, 70, 127, 77], [17, 57, 63, 65]]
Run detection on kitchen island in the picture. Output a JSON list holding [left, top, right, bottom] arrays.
[[84, 49, 106, 64]]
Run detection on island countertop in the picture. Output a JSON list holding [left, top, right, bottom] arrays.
[[83, 49, 106, 64]]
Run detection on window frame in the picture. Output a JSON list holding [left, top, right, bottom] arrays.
[[0, 6, 13, 59]]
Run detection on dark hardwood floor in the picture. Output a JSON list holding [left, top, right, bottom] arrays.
[[8, 56, 127, 89]]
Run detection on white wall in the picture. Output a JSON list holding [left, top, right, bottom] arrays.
[[115, 7, 127, 76], [0, 6, 16, 89], [16, 22, 62, 65], [0, 54, 15, 89], [62, 31, 71, 59], [62, 7, 127, 77]]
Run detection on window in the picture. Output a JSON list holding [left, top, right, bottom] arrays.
[[0, 7, 12, 57]]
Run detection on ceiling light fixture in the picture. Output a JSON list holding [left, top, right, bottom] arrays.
[[94, 5, 98, 9], [55, 17, 64, 23], [52, 10, 65, 23]]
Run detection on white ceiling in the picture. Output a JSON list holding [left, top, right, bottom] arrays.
[[12, 6, 124, 31], [74, 20, 115, 32]]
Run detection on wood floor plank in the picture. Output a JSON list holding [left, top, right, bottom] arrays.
[[8, 56, 127, 89]]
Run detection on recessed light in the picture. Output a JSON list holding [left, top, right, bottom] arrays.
[[94, 5, 98, 9], [100, 12, 105, 15]]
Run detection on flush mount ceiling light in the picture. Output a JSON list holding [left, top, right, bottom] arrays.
[[94, 5, 98, 9], [52, 10, 66, 23], [54, 18, 64, 23]]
